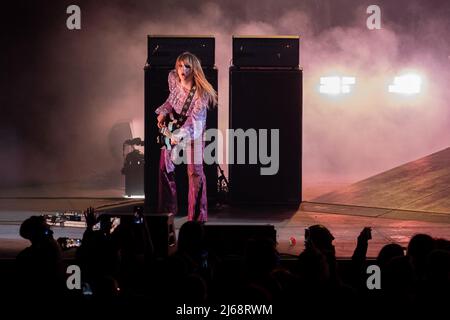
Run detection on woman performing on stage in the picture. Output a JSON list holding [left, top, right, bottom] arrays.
[[155, 52, 217, 222]]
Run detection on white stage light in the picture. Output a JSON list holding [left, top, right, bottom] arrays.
[[388, 73, 422, 95], [123, 195, 145, 199], [320, 76, 356, 95], [341, 77, 356, 94]]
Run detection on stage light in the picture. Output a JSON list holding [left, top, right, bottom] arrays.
[[122, 195, 145, 199], [388, 73, 422, 95], [319, 76, 356, 95], [341, 77, 356, 93]]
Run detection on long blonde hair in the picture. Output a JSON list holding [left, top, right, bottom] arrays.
[[175, 52, 218, 107]]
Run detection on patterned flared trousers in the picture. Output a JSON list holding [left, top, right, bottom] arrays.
[[158, 141, 207, 222]]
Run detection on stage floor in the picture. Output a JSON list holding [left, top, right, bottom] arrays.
[[1, 197, 449, 259]]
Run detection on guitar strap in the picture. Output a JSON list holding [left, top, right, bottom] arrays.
[[173, 84, 197, 129]]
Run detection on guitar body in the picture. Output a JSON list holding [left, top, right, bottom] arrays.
[[157, 84, 196, 150], [157, 112, 181, 150]]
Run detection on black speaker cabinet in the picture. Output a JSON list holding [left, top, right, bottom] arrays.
[[148, 35, 215, 68], [232, 36, 299, 68], [204, 224, 277, 257], [146, 213, 176, 258], [144, 66, 218, 214], [229, 67, 302, 206]]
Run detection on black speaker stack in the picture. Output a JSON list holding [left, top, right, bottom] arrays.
[[229, 36, 302, 206], [147, 35, 215, 68], [144, 35, 302, 213], [144, 36, 218, 214]]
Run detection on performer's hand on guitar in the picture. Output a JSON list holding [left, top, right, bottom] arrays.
[[157, 113, 166, 129], [170, 137, 179, 145]]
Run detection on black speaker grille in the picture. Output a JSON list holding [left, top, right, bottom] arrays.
[[148, 36, 215, 67]]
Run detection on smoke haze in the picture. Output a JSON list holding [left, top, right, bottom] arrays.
[[1, 0, 449, 197]]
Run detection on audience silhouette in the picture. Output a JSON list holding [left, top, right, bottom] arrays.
[[9, 211, 449, 316], [15, 215, 66, 300]]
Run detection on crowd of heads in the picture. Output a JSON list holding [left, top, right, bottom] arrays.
[[10, 210, 450, 315]]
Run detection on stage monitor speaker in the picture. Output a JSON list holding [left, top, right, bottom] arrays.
[[229, 67, 302, 206], [148, 35, 215, 68], [96, 210, 176, 258], [232, 36, 299, 68], [146, 213, 176, 258], [144, 66, 218, 213], [204, 224, 277, 257]]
